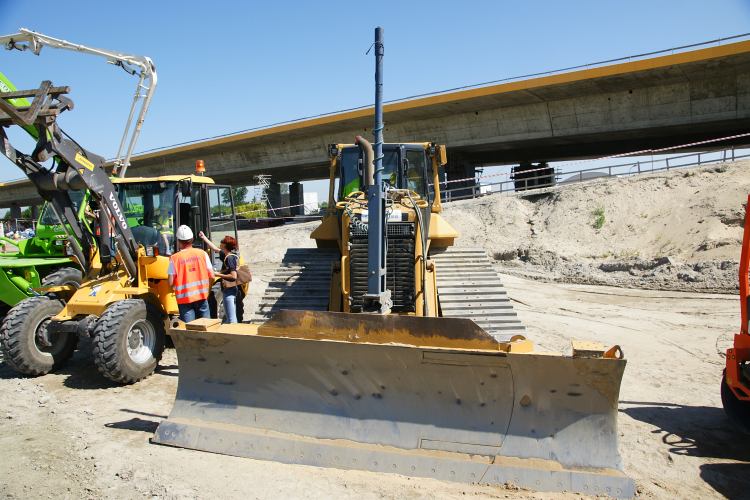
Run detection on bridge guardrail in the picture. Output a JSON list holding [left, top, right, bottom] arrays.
[[440, 147, 750, 203]]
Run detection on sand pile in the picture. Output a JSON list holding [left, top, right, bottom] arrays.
[[443, 160, 749, 292], [239, 160, 750, 293]]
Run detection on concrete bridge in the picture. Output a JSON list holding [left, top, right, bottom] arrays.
[[2, 37, 750, 210]]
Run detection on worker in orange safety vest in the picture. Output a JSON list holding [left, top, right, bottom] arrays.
[[168, 225, 215, 322]]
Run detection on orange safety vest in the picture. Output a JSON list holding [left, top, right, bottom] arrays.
[[170, 247, 212, 305]]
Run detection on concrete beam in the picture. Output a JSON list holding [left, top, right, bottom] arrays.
[[2, 40, 750, 208], [120, 42, 750, 186]]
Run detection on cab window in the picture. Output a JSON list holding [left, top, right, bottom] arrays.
[[117, 182, 176, 255], [405, 149, 428, 200], [340, 148, 361, 198], [39, 191, 86, 225], [207, 186, 238, 265], [382, 148, 399, 188]]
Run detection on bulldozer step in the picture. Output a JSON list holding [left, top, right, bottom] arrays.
[[431, 247, 525, 341], [250, 248, 337, 323]]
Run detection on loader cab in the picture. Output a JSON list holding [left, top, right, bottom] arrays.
[[338, 143, 432, 203], [114, 176, 238, 265]]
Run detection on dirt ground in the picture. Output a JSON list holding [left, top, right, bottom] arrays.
[[3, 160, 750, 499], [1, 272, 746, 499]]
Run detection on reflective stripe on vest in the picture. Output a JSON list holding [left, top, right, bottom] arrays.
[[170, 247, 211, 304]]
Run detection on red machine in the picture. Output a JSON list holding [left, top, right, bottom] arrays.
[[723, 194, 750, 429]]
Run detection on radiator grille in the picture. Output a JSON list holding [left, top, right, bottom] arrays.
[[349, 222, 416, 312]]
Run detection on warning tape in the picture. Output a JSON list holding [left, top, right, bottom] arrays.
[[437, 132, 750, 186]]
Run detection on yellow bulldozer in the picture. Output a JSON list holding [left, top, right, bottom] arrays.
[[153, 28, 633, 497]]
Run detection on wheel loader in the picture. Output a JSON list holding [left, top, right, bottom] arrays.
[[0, 81, 241, 383], [154, 28, 634, 497], [0, 25, 160, 313]]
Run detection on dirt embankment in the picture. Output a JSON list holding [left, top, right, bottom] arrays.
[[441, 161, 749, 293], [238, 160, 748, 294]]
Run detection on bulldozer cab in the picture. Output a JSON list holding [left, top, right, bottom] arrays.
[[338, 143, 433, 203]]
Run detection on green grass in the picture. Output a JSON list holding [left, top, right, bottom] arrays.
[[592, 207, 606, 230], [234, 202, 268, 218]]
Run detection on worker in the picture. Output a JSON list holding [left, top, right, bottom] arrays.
[[157, 206, 174, 255], [156, 190, 174, 255], [198, 231, 240, 323], [168, 225, 214, 322]]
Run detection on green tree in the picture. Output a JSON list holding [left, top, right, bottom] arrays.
[[20, 206, 38, 219], [222, 186, 249, 206]]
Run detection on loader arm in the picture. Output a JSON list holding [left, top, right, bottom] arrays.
[[0, 28, 157, 176], [0, 82, 139, 278]]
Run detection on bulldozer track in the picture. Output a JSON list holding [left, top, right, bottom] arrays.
[[250, 248, 337, 323], [252, 247, 526, 343], [430, 247, 526, 342]]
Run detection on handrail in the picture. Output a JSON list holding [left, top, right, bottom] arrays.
[[440, 147, 750, 203]]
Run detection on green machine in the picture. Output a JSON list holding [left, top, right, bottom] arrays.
[[0, 71, 83, 314]]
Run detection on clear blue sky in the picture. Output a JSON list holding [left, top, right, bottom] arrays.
[[1, 0, 749, 192]]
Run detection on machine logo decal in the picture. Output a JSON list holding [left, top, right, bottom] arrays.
[[108, 192, 128, 230], [75, 152, 95, 171]]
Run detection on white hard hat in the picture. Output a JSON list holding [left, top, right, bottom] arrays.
[[176, 225, 194, 241]]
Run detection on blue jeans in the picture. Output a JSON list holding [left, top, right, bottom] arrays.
[[223, 287, 238, 324], [178, 299, 210, 323]]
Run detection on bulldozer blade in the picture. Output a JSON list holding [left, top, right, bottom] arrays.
[[154, 312, 634, 497]]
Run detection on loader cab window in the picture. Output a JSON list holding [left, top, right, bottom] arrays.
[[117, 182, 177, 255], [207, 185, 238, 267]]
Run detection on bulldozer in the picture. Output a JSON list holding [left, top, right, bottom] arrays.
[[153, 28, 634, 497], [0, 80, 241, 383]]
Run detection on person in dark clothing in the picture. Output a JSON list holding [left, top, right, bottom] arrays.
[[198, 231, 241, 323]]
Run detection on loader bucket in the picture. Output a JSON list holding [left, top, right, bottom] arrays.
[[154, 311, 634, 497]]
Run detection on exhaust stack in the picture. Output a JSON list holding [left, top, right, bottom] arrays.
[[362, 26, 391, 314]]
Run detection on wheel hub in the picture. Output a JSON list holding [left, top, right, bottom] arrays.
[[126, 319, 156, 365], [34, 318, 55, 349]]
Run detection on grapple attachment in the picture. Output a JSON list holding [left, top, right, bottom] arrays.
[[154, 311, 634, 497]]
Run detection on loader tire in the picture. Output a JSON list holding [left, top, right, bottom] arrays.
[[92, 299, 165, 384], [42, 267, 83, 288], [0, 296, 76, 376], [722, 371, 750, 433]]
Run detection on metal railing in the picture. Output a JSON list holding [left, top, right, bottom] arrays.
[[440, 147, 750, 203]]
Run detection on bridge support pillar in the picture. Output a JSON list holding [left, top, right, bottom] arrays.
[[31, 205, 39, 221], [289, 182, 304, 216], [445, 157, 476, 200], [9, 204, 21, 224], [266, 182, 281, 217]]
